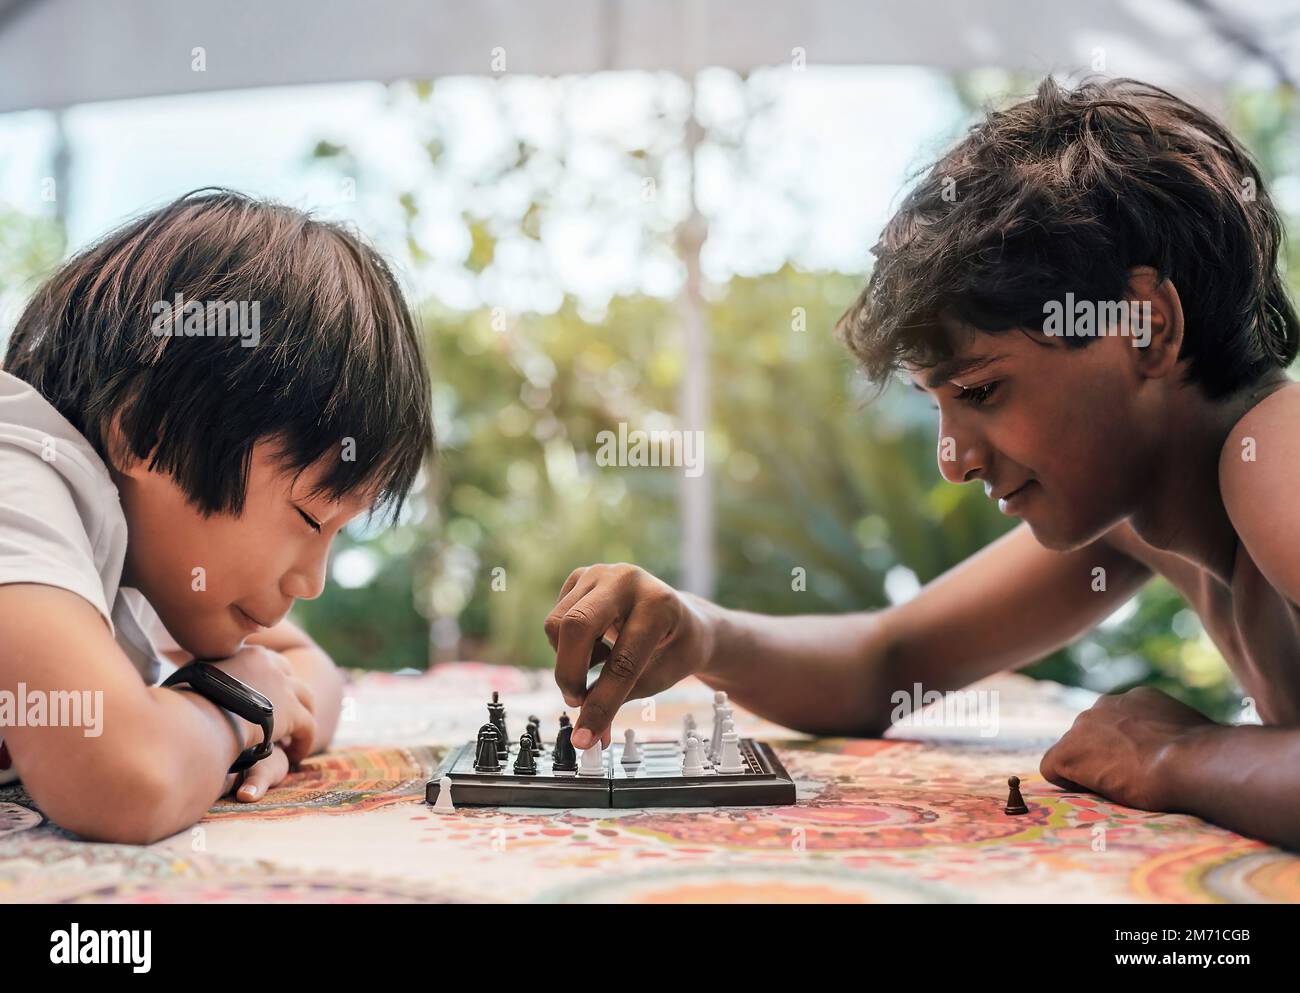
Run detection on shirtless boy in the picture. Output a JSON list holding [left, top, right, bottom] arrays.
[[544, 78, 1300, 849]]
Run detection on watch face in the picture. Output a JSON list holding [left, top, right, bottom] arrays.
[[198, 663, 274, 717]]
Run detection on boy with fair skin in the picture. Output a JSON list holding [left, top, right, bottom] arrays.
[[545, 79, 1300, 850], [0, 190, 433, 844]]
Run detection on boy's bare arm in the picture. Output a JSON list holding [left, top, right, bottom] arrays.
[[552, 523, 1151, 744], [0, 583, 314, 844], [0, 584, 250, 842], [699, 523, 1151, 735], [1040, 686, 1300, 848], [1165, 723, 1300, 849]]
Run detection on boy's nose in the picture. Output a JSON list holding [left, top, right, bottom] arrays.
[[282, 554, 328, 601], [936, 436, 988, 486]]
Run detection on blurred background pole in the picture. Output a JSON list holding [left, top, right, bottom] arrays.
[[50, 110, 69, 227], [676, 63, 715, 598]]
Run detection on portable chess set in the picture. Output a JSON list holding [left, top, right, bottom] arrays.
[[425, 691, 797, 809]]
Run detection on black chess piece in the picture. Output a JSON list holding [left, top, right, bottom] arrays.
[[514, 735, 538, 774], [474, 723, 502, 772], [1004, 775, 1029, 815], [559, 712, 571, 729], [551, 723, 578, 772], [528, 715, 543, 750], [488, 692, 509, 757]]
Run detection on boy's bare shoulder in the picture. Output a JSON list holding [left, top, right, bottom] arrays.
[[1220, 381, 1300, 596]]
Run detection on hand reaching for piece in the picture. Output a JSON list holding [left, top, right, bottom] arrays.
[[544, 563, 716, 750]]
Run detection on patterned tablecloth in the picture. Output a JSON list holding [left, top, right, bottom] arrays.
[[1, 662, 1297, 903]]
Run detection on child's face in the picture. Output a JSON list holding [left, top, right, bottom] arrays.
[[112, 441, 371, 659], [910, 322, 1162, 551]]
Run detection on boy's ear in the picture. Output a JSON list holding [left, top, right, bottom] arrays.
[[1126, 265, 1184, 380], [103, 411, 146, 480]]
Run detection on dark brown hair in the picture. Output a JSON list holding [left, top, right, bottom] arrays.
[[4, 188, 434, 520], [837, 77, 1299, 399]]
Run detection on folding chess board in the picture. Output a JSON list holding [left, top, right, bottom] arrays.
[[426, 736, 797, 808]]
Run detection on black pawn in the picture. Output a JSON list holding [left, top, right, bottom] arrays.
[[474, 723, 502, 771], [528, 714, 543, 749], [559, 712, 571, 729], [1004, 775, 1029, 815], [514, 735, 538, 774], [551, 724, 578, 772]]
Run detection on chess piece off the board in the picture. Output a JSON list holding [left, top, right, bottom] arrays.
[[432, 775, 456, 813], [1004, 776, 1029, 815]]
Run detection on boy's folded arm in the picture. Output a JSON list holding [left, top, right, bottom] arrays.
[[1162, 723, 1300, 850], [0, 583, 250, 844]]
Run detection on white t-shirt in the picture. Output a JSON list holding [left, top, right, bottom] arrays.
[[0, 368, 178, 785]]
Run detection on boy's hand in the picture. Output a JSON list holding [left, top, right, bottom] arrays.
[[230, 744, 291, 802], [1039, 686, 1217, 811], [544, 564, 715, 749], [210, 645, 318, 765]]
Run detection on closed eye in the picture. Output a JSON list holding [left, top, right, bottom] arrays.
[[295, 507, 323, 533]]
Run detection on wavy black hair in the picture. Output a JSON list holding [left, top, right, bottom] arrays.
[[838, 77, 1299, 399]]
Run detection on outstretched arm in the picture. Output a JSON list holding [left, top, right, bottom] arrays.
[[702, 522, 1150, 735], [548, 522, 1151, 746]]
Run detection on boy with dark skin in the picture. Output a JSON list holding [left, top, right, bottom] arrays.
[[544, 79, 1300, 850]]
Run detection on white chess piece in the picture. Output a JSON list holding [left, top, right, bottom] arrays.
[[681, 713, 697, 749], [621, 727, 642, 764], [682, 733, 706, 776], [432, 775, 456, 813], [578, 742, 605, 776], [715, 719, 745, 774], [708, 691, 729, 763]]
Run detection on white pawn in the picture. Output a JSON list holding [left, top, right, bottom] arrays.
[[432, 775, 456, 813], [578, 741, 605, 776], [621, 727, 642, 765], [715, 719, 745, 774], [682, 733, 706, 776], [681, 713, 697, 749]]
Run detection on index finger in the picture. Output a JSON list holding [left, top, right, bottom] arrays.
[[571, 605, 667, 749], [553, 587, 629, 707], [1039, 745, 1085, 794]]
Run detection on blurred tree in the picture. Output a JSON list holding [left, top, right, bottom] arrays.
[[0, 202, 64, 350]]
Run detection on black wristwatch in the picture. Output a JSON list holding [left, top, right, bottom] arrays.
[[162, 663, 275, 773]]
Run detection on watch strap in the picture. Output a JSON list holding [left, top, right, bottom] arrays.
[[163, 663, 275, 772]]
